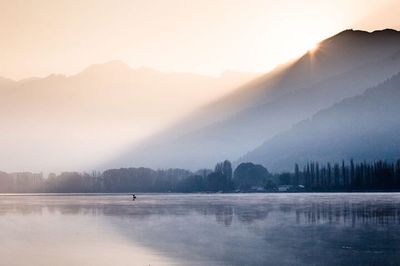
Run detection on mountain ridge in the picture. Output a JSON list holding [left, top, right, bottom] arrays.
[[111, 28, 400, 170], [240, 71, 400, 171], [0, 62, 257, 172]]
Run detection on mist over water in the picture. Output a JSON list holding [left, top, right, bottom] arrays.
[[1, 193, 400, 266]]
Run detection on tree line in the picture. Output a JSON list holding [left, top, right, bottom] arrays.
[[290, 159, 400, 191], [0, 160, 265, 193], [1, 159, 400, 193]]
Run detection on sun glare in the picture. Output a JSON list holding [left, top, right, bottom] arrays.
[[307, 41, 319, 53]]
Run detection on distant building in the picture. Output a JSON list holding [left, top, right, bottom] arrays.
[[277, 185, 292, 192], [249, 186, 265, 192]]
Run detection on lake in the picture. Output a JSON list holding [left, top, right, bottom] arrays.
[[1, 193, 400, 265]]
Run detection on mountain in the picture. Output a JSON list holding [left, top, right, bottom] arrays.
[[0, 62, 256, 172], [113, 29, 400, 170], [0, 76, 16, 88], [240, 72, 400, 171]]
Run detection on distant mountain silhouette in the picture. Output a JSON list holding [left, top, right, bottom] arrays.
[[113, 29, 400, 170], [0, 62, 255, 172], [240, 71, 400, 171], [0, 76, 15, 88]]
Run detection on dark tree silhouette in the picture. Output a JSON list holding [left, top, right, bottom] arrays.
[[233, 162, 271, 190]]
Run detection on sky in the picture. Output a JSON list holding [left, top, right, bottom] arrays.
[[0, 0, 400, 173], [1, 0, 400, 80]]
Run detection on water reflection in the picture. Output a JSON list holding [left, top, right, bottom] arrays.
[[298, 202, 400, 226], [1, 193, 400, 265]]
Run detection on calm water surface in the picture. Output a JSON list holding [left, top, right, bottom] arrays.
[[1, 193, 400, 266]]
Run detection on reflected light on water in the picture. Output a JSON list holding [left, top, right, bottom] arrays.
[[1, 193, 400, 266]]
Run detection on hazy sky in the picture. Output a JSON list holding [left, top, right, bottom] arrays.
[[1, 0, 399, 80]]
